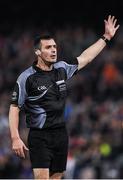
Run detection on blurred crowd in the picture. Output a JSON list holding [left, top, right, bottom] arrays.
[[0, 24, 123, 179]]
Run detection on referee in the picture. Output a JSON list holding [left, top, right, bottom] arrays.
[[9, 15, 119, 179]]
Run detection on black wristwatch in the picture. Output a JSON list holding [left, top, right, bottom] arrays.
[[101, 35, 110, 44]]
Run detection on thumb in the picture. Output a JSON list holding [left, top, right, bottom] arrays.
[[104, 20, 107, 24], [23, 144, 29, 151]]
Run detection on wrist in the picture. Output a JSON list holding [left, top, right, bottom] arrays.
[[11, 136, 20, 141], [103, 34, 111, 41], [101, 35, 110, 44]]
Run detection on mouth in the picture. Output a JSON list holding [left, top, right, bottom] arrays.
[[51, 55, 56, 59]]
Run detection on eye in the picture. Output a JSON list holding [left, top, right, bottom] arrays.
[[53, 45, 57, 48], [46, 45, 51, 49]]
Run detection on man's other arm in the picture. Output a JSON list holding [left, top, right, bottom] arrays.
[[9, 104, 28, 158]]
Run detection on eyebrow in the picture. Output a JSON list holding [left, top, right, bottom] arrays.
[[45, 44, 57, 48]]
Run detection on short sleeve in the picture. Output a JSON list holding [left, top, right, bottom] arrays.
[[10, 66, 35, 108], [54, 58, 78, 80], [11, 83, 19, 105], [11, 79, 27, 108]]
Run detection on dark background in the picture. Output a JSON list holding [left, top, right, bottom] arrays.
[[0, 0, 122, 35]]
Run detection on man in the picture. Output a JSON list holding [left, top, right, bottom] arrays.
[[9, 15, 119, 179]]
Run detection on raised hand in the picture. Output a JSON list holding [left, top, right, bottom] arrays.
[[103, 15, 120, 40]]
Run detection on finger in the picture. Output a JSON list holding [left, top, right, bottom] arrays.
[[13, 148, 19, 155], [23, 144, 29, 151], [15, 149, 22, 157], [14, 148, 25, 158], [14, 150, 18, 155], [20, 148, 25, 158], [115, 24, 120, 31], [21, 151, 25, 158], [111, 16, 115, 22], [113, 19, 117, 26], [104, 20, 108, 26], [108, 15, 111, 22]]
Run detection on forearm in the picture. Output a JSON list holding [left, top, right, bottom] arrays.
[[77, 38, 106, 70], [9, 105, 20, 140]]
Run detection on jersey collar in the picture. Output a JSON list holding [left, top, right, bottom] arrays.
[[32, 61, 55, 73]]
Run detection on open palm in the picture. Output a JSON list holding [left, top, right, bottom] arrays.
[[104, 15, 120, 40]]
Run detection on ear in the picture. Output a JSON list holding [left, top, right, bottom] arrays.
[[35, 49, 41, 56]]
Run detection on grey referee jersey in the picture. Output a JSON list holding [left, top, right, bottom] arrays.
[[11, 59, 78, 129]]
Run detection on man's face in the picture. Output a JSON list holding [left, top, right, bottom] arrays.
[[39, 39, 57, 63]]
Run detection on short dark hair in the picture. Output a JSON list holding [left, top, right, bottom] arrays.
[[34, 34, 55, 50]]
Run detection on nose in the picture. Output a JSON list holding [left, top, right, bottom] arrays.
[[51, 47, 56, 53]]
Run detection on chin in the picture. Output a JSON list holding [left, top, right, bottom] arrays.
[[50, 59, 57, 63], [46, 60, 56, 65]]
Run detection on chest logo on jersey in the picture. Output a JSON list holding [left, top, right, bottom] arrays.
[[56, 80, 66, 91], [37, 86, 47, 91]]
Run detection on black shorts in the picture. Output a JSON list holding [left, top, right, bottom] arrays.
[[28, 125, 69, 172]]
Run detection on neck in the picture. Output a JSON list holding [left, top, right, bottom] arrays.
[[36, 58, 53, 71]]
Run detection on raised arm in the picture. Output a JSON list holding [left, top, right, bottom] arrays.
[[9, 104, 28, 158], [77, 15, 120, 70]]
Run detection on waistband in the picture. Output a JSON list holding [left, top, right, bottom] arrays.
[[29, 122, 66, 131]]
